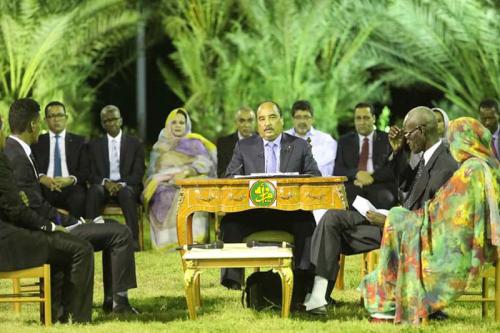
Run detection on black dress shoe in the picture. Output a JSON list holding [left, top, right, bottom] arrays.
[[307, 305, 327, 316], [113, 300, 140, 315], [326, 296, 337, 306], [102, 298, 113, 314], [221, 279, 241, 290], [429, 310, 448, 321]]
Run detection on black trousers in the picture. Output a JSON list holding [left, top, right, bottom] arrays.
[[46, 231, 94, 323], [69, 221, 137, 299], [42, 184, 86, 218], [310, 209, 382, 297], [220, 209, 316, 286], [85, 184, 140, 242], [344, 181, 397, 210]]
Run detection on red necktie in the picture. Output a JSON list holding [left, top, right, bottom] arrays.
[[358, 137, 369, 171]]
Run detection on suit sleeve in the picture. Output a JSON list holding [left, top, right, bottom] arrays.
[[224, 142, 244, 177], [0, 154, 52, 231], [73, 139, 89, 184], [302, 143, 321, 176], [121, 139, 145, 186], [88, 141, 103, 185], [333, 139, 357, 180]]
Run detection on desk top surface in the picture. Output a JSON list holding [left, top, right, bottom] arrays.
[[176, 176, 347, 187]]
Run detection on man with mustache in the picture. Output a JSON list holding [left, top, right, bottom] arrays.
[[221, 101, 321, 291]]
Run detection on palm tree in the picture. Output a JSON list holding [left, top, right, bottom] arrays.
[[0, 0, 138, 134]]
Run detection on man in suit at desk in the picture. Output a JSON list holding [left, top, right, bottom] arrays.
[[305, 106, 458, 315], [334, 102, 396, 210], [221, 101, 321, 290], [216, 106, 256, 177], [0, 114, 94, 323], [4, 98, 139, 315], [31, 101, 88, 218], [86, 105, 145, 250], [479, 99, 499, 159]]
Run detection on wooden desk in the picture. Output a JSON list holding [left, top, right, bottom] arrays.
[[176, 176, 347, 247]]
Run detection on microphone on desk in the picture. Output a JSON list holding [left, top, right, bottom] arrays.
[[246, 240, 294, 248], [175, 240, 224, 251]]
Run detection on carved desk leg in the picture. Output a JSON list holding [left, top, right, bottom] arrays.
[[275, 258, 294, 318], [184, 263, 199, 320]]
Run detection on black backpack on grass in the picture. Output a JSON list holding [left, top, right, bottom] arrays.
[[242, 270, 282, 310]]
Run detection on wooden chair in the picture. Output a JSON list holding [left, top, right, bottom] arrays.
[[458, 255, 500, 322], [102, 203, 145, 250], [0, 264, 52, 326], [335, 251, 379, 290]]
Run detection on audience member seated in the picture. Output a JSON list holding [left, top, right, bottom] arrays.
[[479, 99, 499, 159], [4, 99, 139, 315], [216, 106, 255, 178], [143, 108, 216, 248], [432, 107, 449, 143], [220, 101, 321, 291], [0, 113, 94, 323], [31, 101, 88, 218], [334, 102, 396, 210], [85, 105, 145, 250], [360, 117, 499, 323], [305, 106, 457, 314]]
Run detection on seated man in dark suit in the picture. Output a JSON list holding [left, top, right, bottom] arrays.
[[0, 114, 94, 323], [31, 101, 88, 218], [216, 106, 256, 177], [86, 105, 145, 250], [221, 101, 321, 290], [305, 106, 458, 314], [334, 102, 396, 209], [4, 98, 139, 315], [478, 99, 499, 159]]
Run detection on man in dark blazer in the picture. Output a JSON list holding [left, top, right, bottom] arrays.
[[479, 99, 499, 159], [4, 98, 139, 315], [305, 106, 458, 314], [216, 106, 256, 177], [0, 113, 94, 323], [31, 101, 88, 218], [334, 102, 396, 210], [221, 101, 321, 290], [86, 105, 145, 249]]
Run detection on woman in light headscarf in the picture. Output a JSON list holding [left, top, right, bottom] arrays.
[[432, 107, 450, 141], [143, 108, 217, 248], [360, 117, 499, 324]]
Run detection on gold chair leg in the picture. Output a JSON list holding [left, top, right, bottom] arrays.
[[43, 265, 52, 326], [495, 261, 500, 322], [184, 268, 198, 319], [194, 274, 202, 308], [335, 255, 345, 290], [12, 278, 21, 313], [276, 263, 294, 318]]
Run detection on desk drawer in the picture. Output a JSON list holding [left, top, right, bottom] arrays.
[[300, 185, 335, 209], [187, 188, 220, 208]]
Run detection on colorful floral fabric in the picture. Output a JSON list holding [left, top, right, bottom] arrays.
[[142, 108, 217, 248], [359, 117, 500, 324]]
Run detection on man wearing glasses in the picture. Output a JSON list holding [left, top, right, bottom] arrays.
[[305, 106, 457, 315], [86, 105, 145, 251], [31, 101, 88, 218], [285, 100, 337, 177]]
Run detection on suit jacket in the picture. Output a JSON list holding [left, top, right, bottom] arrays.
[[334, 130, 394, 183], [31, 132, 89, 184], [0, 151, 53, 271], [88, 133, 145, 190], [216, 131, 239, 178], [4, 137, 77, 226], [393, 142, 458, 210], [225, 133, 321, 177]]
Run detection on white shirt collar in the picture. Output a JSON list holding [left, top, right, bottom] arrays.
[[49, 129, 66, 139], [289, 126, 317, 139], [107, 130, 122, 143], [358, 130, 374, 143], [237, 131, 250, 141], [9, 135, 32, 156], [423, 139, 442, 165]]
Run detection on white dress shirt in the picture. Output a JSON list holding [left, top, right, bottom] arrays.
[[107, 130, 122, 181], [46, 130, 71, 179], [285, 127, 337, 176]]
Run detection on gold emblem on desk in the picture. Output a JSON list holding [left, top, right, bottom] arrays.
[[249, 180, 277, 207]]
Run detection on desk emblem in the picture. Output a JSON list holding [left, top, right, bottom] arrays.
[[249, 180, 277, 207]]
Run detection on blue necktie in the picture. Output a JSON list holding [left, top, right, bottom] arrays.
[[54, 135, 62, 177], [266, 142, 277, 173]]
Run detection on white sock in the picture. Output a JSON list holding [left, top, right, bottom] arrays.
[[113, 291, 128, 307], [303, 275, 328, 311]]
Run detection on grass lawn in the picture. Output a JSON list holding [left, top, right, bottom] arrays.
[[1, 220, 499, 332]]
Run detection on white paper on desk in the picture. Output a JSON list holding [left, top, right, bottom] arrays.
[[352, 195, 389, 218]]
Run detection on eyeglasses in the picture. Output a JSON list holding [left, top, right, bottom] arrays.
[[293, 115, 312, 121], [46, 114, 67, 120], [403, 125, 425, 138]]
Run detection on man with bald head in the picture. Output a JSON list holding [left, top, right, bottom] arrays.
[[305, 106, 457, 315], [216, 106, 256, 177], [221, 101, 321, 291], [86, 105, 145, 251]]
